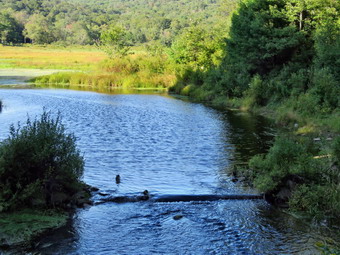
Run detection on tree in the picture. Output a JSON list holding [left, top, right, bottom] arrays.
[[99, 25, 131, 58], [220, 0, 302, 95], [170, 25, 224, 71], [0, 111, 84, 211], [23, 13, 55, 44], [0, 11, 23, 44]]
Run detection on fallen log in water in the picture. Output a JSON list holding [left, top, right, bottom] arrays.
[[153, 194, 264, 202], [97, 194, 264, 204]]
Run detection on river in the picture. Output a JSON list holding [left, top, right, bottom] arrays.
[[0, 76, 338, 254]]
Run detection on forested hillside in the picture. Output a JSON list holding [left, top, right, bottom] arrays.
[[0, 0, 224, 45]]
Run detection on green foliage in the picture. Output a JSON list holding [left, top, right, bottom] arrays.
[[249, 136, 316, 191], [248, 135, 340, 218], [243, 75, 266, 108], [0, 11, 23, 44], [309, 68, 340, 112], [221, 0, 301, 93], [170, 25, 224, 71], [99, 25, 131, 58], [333, 136, 340, 164], [315, 242, 340, 255], [0, 111, 84, 211], [0, 0, 221, 46], [24, 14, 55, 44], [33, 54, 176, 89], [0, 209, 67, 247], [289, 184, 340, 217]]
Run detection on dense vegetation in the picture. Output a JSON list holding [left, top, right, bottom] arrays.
[[0, 111, 85, 212], [0, 0, 223, 46], [169, 0, 340, 219], [1, 0, 339, 220]]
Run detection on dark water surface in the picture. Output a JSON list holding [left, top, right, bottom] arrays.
[[0, 87, 337, 254]]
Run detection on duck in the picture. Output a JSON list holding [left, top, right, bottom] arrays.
[[140, 190, 149, 201], [115, 174, 121, 184]]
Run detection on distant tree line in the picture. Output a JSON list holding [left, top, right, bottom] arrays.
[[0, 0, 220, 45]]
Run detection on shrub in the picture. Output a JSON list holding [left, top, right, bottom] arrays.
[[243, 75, 267, 109], [289, 184, 340, 218], [0, 111, 84, 211], [249, 136, 320, 191], [310, 68, 340, 113], [249, 135, 340, 218], [333, 136, 340, 165]]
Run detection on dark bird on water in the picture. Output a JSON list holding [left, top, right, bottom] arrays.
[[140, 190, 149, 200], [115, 174, 121, 184]]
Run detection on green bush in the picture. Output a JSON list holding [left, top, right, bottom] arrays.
[[248, 135, 340, 218], [310, 68, 340, 113], [243, 75, 267, 109], [289, 184, 340, 217], [0, 111, 84, 211], [333, 136, 340, 164], [249, 136, 321, 191]]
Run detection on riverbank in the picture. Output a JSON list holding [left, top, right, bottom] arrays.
[[170, 85, 340, 255], [31, 54, 176, 89], [1, 45, 177, 90], [0, 110, 93, 251], [170, 82, 340, 220], [0, 209, 67, 250]]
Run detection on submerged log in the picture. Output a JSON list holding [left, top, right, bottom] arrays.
[[153, 194, 264, 202], [98, 194, 263, 204]]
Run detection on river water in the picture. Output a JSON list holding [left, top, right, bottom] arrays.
[[0, 80, 338, 254]]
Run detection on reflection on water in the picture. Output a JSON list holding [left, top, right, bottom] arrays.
[[0, 87, 338, 254]]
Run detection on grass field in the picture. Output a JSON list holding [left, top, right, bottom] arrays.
[[0, 45, 177, 89], [0, 45, 105, 70]]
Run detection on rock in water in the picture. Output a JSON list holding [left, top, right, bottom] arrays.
[[173, 215, 183, 220]]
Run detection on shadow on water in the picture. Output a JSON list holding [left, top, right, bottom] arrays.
[[221, 109, 275, 162]]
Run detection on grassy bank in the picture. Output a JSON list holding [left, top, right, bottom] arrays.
[[0, 209, 67, 249], [0, 111, 89, 251], [1, 45, 176, 89], [32, 54, 177, 89]]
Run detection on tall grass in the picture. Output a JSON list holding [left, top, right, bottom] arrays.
[[33, 54, 177, 89]]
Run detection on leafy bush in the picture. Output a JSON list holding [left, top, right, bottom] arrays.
[[310, 68, 340, 113], [249, 136, 317, 191], [243, 75, 267, 109], [289, 184, 340, 217], [248, 135, 340, 218], [0, 111, 84, 211]]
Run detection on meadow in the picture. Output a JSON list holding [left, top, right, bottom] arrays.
[[0, 45, 176, 90], [0, 45, 105, 71]]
